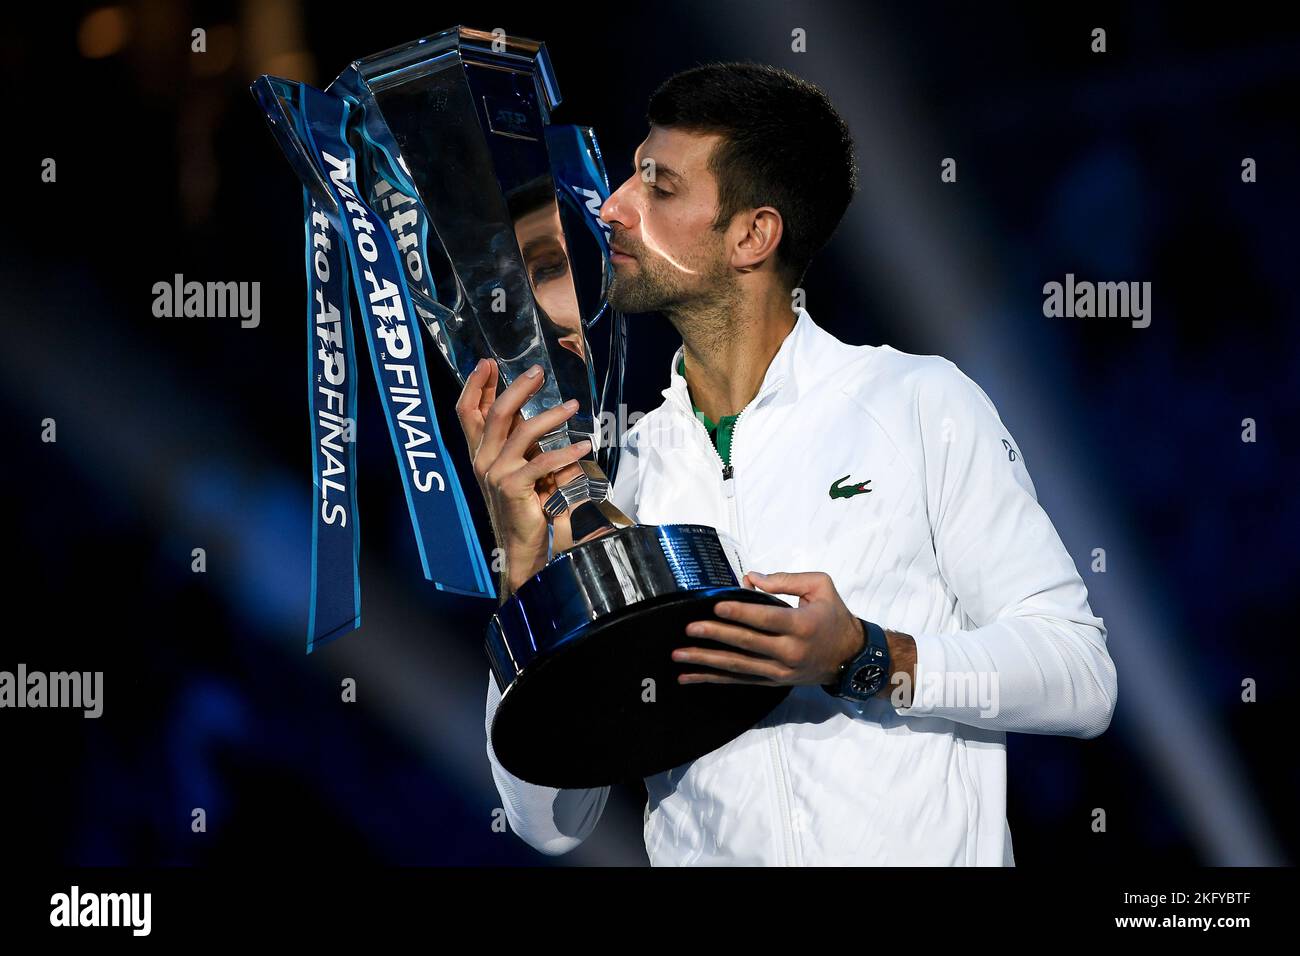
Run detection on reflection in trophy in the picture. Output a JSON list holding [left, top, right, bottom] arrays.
[[336, 29, 631, 548], [253, 25, 792, 788], [504, 172, 625, 544], [506, 174, 605, 546]]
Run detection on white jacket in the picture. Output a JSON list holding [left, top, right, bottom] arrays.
[[485, 307, 1117, 865]]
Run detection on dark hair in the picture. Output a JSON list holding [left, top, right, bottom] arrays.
[[505, 174, 556, 221], [646, 61, 858, 288]]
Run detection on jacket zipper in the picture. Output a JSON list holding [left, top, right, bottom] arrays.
[[768, 732, 797, 865], [670, 373, 798, 865], [675, 393, 750, 561]]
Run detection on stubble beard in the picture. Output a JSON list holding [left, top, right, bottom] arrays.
[[608, 245, 738, 326], [607, 252, 681, 315]]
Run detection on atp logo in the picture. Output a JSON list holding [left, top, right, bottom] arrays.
[[576, 187, 611, 235]]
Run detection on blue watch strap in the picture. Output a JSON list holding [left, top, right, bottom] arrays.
[[822, 618, 890, 700]]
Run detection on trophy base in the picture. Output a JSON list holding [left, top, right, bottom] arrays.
[[486, 524, 792, 788]]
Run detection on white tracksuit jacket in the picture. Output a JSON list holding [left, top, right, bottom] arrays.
[[485, 306, 1117, 865]]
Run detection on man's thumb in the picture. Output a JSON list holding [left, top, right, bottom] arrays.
[[747, 570, 819, 595]]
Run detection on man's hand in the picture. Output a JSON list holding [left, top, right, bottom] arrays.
[[672, 570, 916, 699], [454, 358, 590, 600], [672, 570, 861, 687]]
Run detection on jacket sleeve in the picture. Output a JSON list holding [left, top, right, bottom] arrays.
[[481, 430, 644, 856], [485, 671, 610, 855], [891, 359, 1117, 738]]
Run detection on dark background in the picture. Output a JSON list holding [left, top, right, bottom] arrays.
[[2, 0, 1296, 866]]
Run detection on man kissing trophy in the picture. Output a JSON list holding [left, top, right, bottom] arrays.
[[251, 25, 790, 788]]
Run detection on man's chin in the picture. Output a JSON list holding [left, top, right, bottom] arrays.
[[608, 280, 661, 315]]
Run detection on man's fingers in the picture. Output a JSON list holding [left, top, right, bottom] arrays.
[[671, 645, 793, 683], [712, 598, 798, 635], [681, 618, 792, 659], [546, 459, 587, 488], [479, 363, 548, 462], [516, 439, 592, 486], [747, 569, 830, 597], [476, 357, 499, 421], [500, 400, 582, 463], [678, 672, 784, 686], [454, 358, 495, 449]]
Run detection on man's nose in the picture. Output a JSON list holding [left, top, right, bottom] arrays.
[[599, 176, 638, 228]]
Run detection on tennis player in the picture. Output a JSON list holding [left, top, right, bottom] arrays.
[[458, 62, 1116, 865]]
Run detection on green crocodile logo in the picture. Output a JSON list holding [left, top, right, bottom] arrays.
[[829, 474, 872, 499]]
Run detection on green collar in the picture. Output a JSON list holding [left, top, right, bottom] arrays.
[[677, 354, 740, 430], [678, 354, 739, 465]]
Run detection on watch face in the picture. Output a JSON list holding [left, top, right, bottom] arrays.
[[851, 663, 886, 697]]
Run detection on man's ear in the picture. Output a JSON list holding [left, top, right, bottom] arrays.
[[731, 206, 784, 274]]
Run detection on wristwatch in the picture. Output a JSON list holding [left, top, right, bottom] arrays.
[[821, 618, 891, 701]]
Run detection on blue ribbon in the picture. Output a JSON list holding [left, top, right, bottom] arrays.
[[254, 70, 624, 654], [304, 184, 361, 649], [255, 76, 496, 653], [545, 123, 614, 327]]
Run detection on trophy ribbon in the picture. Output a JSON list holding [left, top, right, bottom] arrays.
[[254, 77, 496, 652]]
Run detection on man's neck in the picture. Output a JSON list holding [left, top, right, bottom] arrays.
[[667, 292, 797, 424]]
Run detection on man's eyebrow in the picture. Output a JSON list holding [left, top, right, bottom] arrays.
[[521, 235, 563, 260], [631, 156, 683, 184]]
